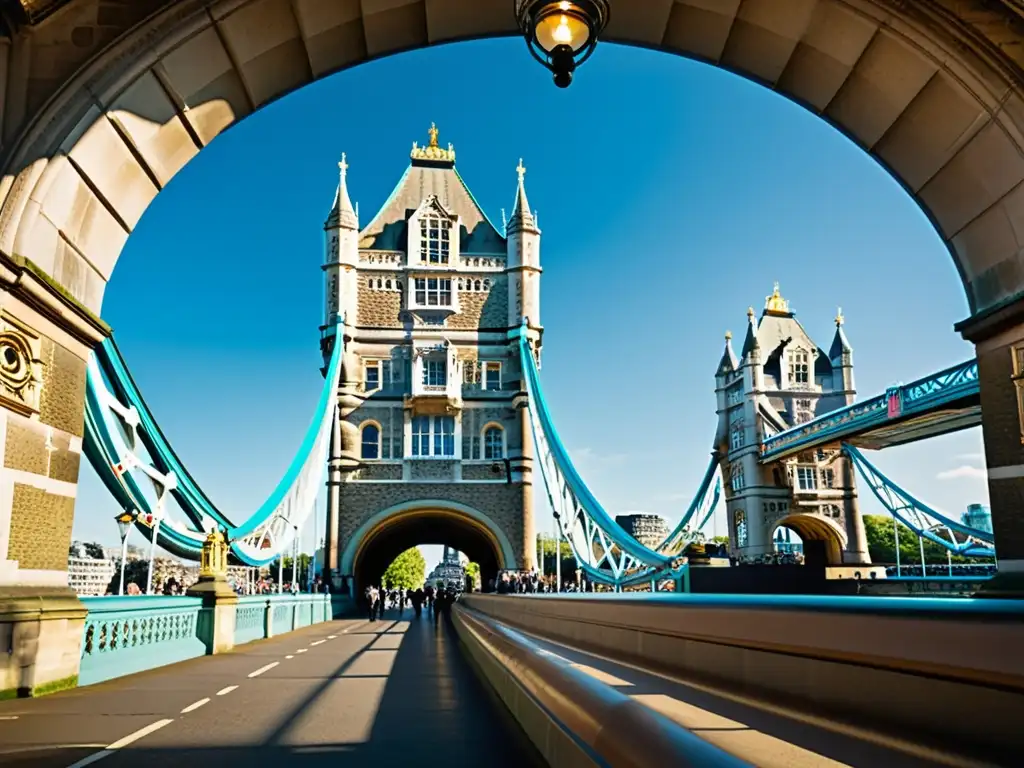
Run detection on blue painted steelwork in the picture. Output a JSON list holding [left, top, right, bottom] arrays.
[[269, 595, 297, 635], [761, 359, 978, 461], [78, 596, 206, 686], [82, 319, 345, 565], [515, 323, 688, 588], [656, 455, 722, 556], [844, 444, 995, 557]]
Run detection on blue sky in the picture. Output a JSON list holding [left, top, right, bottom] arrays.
[[72, 38, 986, 571]]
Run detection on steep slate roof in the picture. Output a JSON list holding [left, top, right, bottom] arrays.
[[358, 158, 506, 255], [755, 285, 832, 378]]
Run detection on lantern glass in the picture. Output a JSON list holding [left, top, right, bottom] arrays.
[[534, 3, 590, 53]]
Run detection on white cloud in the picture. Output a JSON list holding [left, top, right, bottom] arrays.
[[936, 465, 987, 481]]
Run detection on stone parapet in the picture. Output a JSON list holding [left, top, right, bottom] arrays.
[[0, 586, 86, 698]]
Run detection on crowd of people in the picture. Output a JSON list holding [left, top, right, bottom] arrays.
[[363, 583, 461, 626], [492, 571, 589, 593]]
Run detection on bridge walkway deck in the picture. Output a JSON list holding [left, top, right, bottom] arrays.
[[0, 608, 540, 768]]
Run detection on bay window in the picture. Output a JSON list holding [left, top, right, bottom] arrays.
[[413, 277, 452, 307], [420, 214, 450, 264]]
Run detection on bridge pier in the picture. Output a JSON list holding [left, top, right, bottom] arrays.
[[959, 302, 1024, 597]]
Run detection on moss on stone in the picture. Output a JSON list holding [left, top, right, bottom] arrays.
[[0, 673, 78, 699], [9, 253, 111, 334]]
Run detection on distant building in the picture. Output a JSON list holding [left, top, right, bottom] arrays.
[[615, 514, 669, 550], [962, 504, 992, 533], [427, 546, 465, 588], [67, 556, 116, 596]]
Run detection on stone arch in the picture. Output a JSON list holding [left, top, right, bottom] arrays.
[[340, 499, 517, 592], [0, 1, 1023, 320], [773, 513, 848, 565]]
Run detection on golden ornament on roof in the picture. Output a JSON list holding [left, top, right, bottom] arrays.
[[411, 122, 456, 163], [764, 281, 790, 313]]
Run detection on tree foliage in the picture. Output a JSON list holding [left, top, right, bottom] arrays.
[[536, 533, 576, 577], [465, 561, 480, 587], [862, 514, 974, 565], [382, 547, 426, 590]]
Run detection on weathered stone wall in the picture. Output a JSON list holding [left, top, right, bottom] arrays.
[[462, 464, 500, 480], [449, 275, 507, 330], [462, 406, 513, 460], [977, 339, 1024, 559], [356, 282, 401, 328], [338, 481, 526, 567], [7, 485, 75, 570], [352, 463, 402, 481], [2, 329, 87, 575]]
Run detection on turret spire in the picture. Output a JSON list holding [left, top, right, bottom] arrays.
[[325, 152, 358, 230], [508, 158, 539, 234], [741, 306, 760, 357], [717, 330, 739, 374], [829, 306, 853, 360]]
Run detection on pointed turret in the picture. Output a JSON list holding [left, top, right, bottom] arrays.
[[717, 330, 739, 374], [507, 158, 540, 235], [829, 307, 853, 361], [325, 153, 358, 231], [740, 306, 759, 358]]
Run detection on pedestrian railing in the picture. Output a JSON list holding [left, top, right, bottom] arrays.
[[79, 596, 207, 686], [78, 593, 332, 687]]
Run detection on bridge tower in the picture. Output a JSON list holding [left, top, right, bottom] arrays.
[[320, 126, 539, 593], [714, 285, 869, 566]]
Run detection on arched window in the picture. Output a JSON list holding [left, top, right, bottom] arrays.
[[483, 278, 491, 291], [483, 425, 504, 460], [789, 348, 809, 385], [735, 510, 748, 548], [474, 279, 482, 291], [360, 423, 380, 460], [385, 278, 392, 290]]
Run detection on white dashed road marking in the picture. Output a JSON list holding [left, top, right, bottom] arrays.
[[66, 719, 174, 768], [216, 686, 237, 696], [310, 640, 326, 646], [180, 698, 209, 714], [248, 662, 279, 678], [295, 649, 307, 654]]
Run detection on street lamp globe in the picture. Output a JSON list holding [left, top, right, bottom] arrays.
[[115, 511, 135, 542], [515, 0, 610, 88]]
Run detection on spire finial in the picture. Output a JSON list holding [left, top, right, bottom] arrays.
[[517, 158, 526, 183], [725, 330, 732, 340], [338, 152, 348, 178], [747, 306, 755, 318], [835, 307, 844, 326], [428, 122, 439, 147]]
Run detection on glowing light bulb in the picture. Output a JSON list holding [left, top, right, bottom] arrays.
[[553, 15, 573, 45], [559, 1, 571, 8]]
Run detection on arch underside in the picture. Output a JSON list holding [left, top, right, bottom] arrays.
[[2, 1, 1024, 321], [349, 506, 508, 592], [775, 513, 847, 565]]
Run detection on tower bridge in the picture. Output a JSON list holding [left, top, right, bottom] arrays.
[[3, 0, 1024, 761]]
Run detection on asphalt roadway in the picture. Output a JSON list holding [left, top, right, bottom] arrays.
[[0, 609, 542, 768], [0, 606, 1007, 768]]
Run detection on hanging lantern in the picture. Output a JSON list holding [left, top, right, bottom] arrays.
[[514, 1, 611, 88]]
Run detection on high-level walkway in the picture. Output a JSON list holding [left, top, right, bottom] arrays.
[[0, 611, 540, 768], [0, 606, 999, 767]]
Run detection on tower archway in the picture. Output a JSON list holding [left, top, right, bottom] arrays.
[[341, 500, 517, 593], [773, 513, 848, 566]]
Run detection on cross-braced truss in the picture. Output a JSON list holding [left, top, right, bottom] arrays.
[[83, 319, 345, 566], [844, 444, 994, 557], [517, 325, 696, 588]]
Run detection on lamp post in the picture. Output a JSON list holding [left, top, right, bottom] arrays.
[[514, 0, 610, 88], [114, 511, 136, 596]]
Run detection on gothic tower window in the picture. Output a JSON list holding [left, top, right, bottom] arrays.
[[420, 213, 450, 264], [730, 465, 745, 493], [412, 415, 455, 457], [360, 422, 381, 460], [413, 277, 452, 307], [789, 348, 809, 385], [735, 510, 748, 548], [483, 424, 505, 460]]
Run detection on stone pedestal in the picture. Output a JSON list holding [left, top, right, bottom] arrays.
[[0, 586, 86, 698], [187, 577, 237, 655]]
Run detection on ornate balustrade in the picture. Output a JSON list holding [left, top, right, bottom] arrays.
[[761, 359, 979, 460], [79, 596, 206, 686], [78, 593, 333, 687]]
